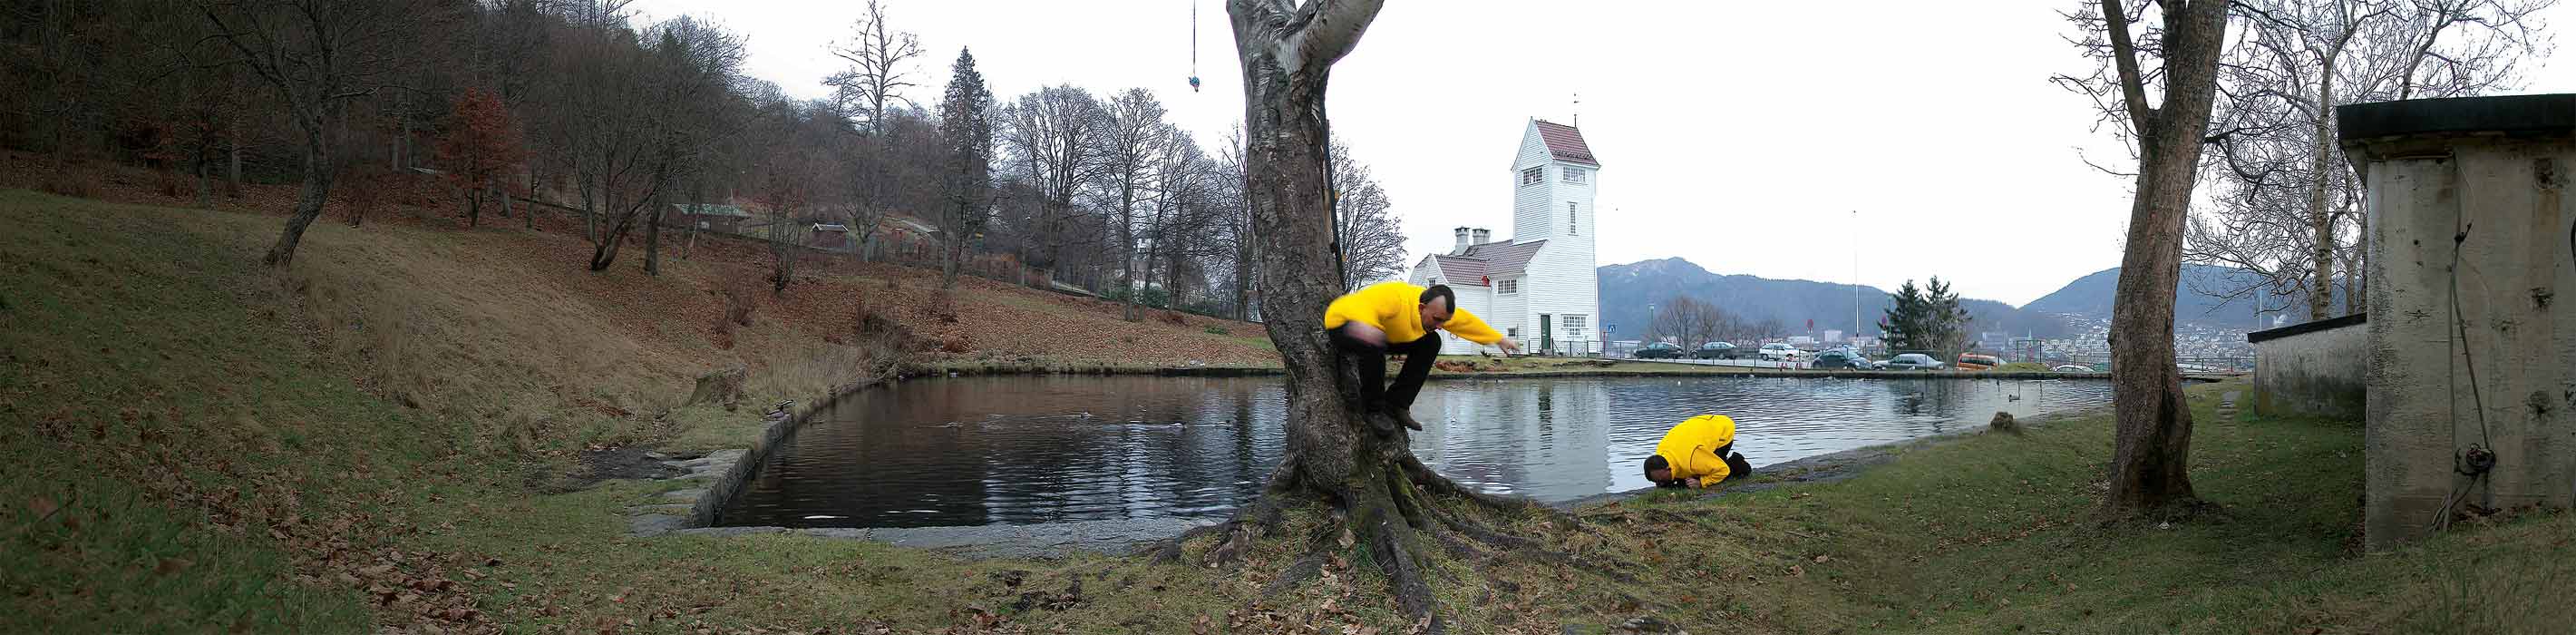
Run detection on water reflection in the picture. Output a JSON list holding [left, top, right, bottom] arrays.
[[717, 375, 2109, 528]]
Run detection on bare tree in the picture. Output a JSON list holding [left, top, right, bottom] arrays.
[[2191, 0, 2552, 320], [934, 47, 995, 289], [1097, 88, 1173, 318], [1329, 140, 1405, 289], [198, 0, 408, 266], [998, 84, 1105, 279], [823, 0, 921, 135], [2056, 0, 2231, 519]]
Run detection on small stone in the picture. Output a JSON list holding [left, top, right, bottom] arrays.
[[627, 514, 686, 536]]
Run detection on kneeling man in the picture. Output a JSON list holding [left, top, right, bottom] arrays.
[[1644, 415, 1755, 488]]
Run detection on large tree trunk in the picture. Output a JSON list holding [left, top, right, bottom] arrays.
[[645, 194, 664, 276], [1197, 2, 1555, 630], [266, 112, 335, 267], [2306, 58, 2338, 322], [2099, 0, 2227, 519]]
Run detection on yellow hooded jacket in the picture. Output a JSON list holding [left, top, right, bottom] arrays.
[[1653, 415, 1738, 487], [1322, 282, 1503, 346]]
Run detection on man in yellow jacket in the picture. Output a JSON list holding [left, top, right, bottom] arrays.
[[1324, 282, 1520, 430], [1644, 415, 1754, 488]]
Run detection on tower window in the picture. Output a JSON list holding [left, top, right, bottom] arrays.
[[1521, 167, 1543, 186], [1568, 202, 1579, 235], [1562, 167, 1587, 184], [1498, 279, 1519, 294]]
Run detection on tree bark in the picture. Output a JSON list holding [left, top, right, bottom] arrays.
[[2099, 0, 2227, 519], [266, 111, 335, 267], [1223, 1, 1490, 630], [645, 195, 664, 276], [2306, 55, 2337, 321]]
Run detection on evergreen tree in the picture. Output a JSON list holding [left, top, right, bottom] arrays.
[[934, 46, 995, 288], [1880, 277, 1973, 356]]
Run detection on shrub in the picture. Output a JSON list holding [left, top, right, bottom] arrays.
[[1158, 310, 1187, 327]]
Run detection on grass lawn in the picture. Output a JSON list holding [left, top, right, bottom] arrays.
[[6, 190, 2573, 633]]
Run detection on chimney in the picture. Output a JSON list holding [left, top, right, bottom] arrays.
[[1453, 227, 1472, 254], [1473, 228, 1492, 245]]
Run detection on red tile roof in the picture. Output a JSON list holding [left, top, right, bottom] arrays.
[[1533, 121, 1599, 166]]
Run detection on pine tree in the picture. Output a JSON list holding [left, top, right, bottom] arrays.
[[1880, 279, 1930, 353], [934, 47, 994, 289]]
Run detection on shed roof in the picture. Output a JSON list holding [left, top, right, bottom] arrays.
[[673, 203, 752, 218]]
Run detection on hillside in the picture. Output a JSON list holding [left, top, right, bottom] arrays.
[[1597, 258, 2066, 341], [2020, 264, 2340, 329]]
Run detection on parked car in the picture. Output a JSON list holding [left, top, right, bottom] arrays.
[[1757, 343, 1803, 361], [1811, 349, 1871, 369], [1634, 342, 1687, 359], [1955, 353, 2005, 371], [1693, 342, 1738, 359], [1879, 353, 1943, 370]]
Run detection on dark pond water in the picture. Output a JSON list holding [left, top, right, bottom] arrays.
[[715, 375, 2111, 529]]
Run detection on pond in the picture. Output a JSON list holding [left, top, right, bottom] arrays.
[[714, 375, 2111, 529]]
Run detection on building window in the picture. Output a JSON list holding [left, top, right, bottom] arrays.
[[1568, 202, 1580, 235], [1562, 167, 1587, 184], [1520, 167, 1543, 186], [1428, 278, 1438, 286], [1564, 314, 1588, 337], [1498, 279, 1519, 294], [1507, 327, 1520, 337]]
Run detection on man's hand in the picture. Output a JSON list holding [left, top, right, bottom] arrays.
[[1496, 338, 1521, 355], [1685, 477, 1702, 488]]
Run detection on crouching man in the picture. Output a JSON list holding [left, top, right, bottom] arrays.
[[1644, 415, 1755, 488], [1324, 282, 1521, 432]]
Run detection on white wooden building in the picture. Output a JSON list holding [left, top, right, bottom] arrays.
[[1408, 119, 1602, 356]]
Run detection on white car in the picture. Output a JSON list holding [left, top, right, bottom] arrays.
[[1879, 353, 1943, 370], [1757, 343, 1803, 361]]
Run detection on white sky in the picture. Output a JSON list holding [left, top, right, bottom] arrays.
[[630, 0, 2576, 306]]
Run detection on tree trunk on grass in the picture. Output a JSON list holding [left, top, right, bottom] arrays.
[[1164, 3, 1596, 630], [267, 116, 334, 267], [2097, 0, 2228, 520], [645, 195, 663, 276]]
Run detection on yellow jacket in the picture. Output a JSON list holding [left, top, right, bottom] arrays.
[[1654, 415, 1738, 487], [1322, 282, 1503, 346]]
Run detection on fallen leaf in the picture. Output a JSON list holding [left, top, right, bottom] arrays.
[[154, 558, 192, 576], [27, 496, 59, 520], [1813, 554, 1831, 563]]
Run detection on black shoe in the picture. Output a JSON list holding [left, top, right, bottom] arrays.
[[1380, 404, 1424, 431]]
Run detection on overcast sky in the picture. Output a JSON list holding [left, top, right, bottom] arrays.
[[631, 0, 2573, 307]]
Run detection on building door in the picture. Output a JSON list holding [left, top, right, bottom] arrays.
[[1539, 314, 1553, 356]]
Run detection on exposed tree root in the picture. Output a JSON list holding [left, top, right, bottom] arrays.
[[1427, 505, 1640, 584]]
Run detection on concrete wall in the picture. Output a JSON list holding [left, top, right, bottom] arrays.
[[2344, 94, 2576, 551], [2249, 315, 2367, 420]]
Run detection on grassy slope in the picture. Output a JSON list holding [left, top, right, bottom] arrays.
[[7, 190, 2574, 633]]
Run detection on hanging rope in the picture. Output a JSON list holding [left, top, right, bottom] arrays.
[[2431, 218, 2498, 532], [1188, 0, 1201, 92]]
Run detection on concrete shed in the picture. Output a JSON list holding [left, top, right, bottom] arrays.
[[2338, 93, 2576, 551], [2246, 313, 2367, 420]]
